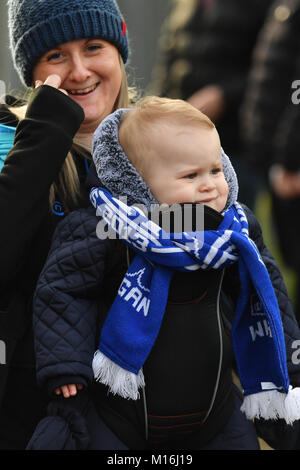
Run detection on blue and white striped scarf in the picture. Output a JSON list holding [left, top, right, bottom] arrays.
[[90, 187, 300, 423]]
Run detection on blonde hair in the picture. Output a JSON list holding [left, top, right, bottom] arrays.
[[6, 56, 137, 209], [119, 95, 215, 176]]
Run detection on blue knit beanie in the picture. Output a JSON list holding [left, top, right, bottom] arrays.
[[8, 0, 129, 87]]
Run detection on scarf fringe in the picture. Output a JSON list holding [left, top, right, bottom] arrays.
[[92, 350, 145, 400], [241, 387, 300, 424]]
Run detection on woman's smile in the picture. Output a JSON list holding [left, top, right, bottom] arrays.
[[67, 82, 100, 96]]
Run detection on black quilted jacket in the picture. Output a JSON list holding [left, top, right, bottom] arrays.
[[32, 199, 300, 448]]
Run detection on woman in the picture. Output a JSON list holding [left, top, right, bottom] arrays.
[[0, 0, 134, 449]]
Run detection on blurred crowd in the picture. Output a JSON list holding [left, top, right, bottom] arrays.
[[149, 0, 300, 324]]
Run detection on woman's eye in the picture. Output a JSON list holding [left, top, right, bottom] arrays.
[[47, 52, 62, 61], [87, 44, 102, 52]]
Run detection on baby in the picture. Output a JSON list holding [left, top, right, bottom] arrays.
[[54, 96, 229, 398], [33, 97, 300, 451], [118, 95, 229, 212]]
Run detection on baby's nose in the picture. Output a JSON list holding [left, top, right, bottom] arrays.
[[198, 175, 215, 191]]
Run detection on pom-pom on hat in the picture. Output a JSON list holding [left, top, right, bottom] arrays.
[[8, 0, 129, 87]]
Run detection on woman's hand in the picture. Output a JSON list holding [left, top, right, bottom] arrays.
[[55, 383, 84, 398], [35, 74, 68, 96]]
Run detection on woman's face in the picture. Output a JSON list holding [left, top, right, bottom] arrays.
[[33, 38, 122, 133]]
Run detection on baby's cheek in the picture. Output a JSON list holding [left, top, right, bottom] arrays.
[[222, 181, 229, 198]]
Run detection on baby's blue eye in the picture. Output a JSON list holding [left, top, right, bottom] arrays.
[[211, 168, 221, 175], [185, 173, 197, 179]]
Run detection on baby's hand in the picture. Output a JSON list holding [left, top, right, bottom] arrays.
[[55, 383, 84, 398]]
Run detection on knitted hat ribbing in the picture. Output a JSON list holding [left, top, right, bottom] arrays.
[[8, 0, 129, 87]]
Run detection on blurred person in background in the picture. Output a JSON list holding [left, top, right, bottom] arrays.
[[240, 0, 300, 326], [150, 0, 274, 210]]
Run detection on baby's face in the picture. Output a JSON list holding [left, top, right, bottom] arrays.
[[142, 123, 229, 213]]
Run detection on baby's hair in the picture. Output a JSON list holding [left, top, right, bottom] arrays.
[[119, 95, 215, 176]]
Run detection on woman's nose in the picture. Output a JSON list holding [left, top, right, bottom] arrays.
[[68, 55, 91, 82]]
